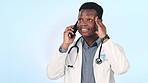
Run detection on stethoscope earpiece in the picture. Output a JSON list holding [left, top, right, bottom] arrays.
[[95, 58, 102, 65]]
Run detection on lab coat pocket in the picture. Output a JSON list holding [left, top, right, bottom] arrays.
[[95, 54, 110, 71]]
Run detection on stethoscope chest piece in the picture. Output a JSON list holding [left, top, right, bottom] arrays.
[[95, 58, 102, 65]]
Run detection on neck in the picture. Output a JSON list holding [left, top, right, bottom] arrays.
[[82, 35, 98, 46]]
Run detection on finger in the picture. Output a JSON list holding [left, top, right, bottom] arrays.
[[95, 17, 106, 29], [64, 29, 75, 35], [65, 28, 73, 34], [68, 30, 75, 35], [64, 27, 75, 35], [99, 21, 106, 29], [95, 31, 99, 35], [65, 25, 74, 31], [95, 17, 102, 28]]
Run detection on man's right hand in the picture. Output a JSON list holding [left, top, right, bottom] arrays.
[[60, 25, 76, 49]]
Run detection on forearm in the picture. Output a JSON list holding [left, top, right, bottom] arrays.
[[47, 51, 67, 79]]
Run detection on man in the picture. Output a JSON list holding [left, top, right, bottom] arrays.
[[47, 2, 130, 83]]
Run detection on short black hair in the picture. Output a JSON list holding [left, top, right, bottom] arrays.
[[79, 2, 103, 19]]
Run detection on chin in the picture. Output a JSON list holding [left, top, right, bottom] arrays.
[[81, 33, 90, 37], [82, 33, 98, 38]]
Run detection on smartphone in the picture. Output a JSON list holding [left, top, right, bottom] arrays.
[[68, 21, 78, 38]]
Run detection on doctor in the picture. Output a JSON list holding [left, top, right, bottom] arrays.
[[47, 2, 130, 83]]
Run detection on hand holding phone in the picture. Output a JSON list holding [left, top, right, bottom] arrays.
[[68, 21, 78, 38]]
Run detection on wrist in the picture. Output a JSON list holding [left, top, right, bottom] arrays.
[[60, 43, 70, 50], [101, 34, 110, 43]]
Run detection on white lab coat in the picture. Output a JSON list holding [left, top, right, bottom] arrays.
[[47, 39, 130, 83]]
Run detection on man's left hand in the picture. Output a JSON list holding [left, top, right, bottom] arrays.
[[95, 16, 107, 39]]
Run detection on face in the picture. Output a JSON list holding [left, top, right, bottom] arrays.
[[77, 9, 98, 38]]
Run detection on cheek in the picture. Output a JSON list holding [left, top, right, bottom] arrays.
[[89, 23, 97, 31], [77, 25, 80, 31], [77, 22, 80, 28]]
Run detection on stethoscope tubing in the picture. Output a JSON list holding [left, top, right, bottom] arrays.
[[66, 37, 103, 68]]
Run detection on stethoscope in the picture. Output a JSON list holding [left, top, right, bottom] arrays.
[[65, 37, 103, 68]]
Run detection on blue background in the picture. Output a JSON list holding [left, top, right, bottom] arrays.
[[0, 0, 148, 83]]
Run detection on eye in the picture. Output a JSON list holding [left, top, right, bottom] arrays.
[[78, 19, 83, 22], [88, 19, 93, 22]]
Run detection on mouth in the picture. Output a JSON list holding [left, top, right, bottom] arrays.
[[80, 28, 90, 32]]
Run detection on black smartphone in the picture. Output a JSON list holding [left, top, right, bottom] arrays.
[[68, 21, 78, 38]]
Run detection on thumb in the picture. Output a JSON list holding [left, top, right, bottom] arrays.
[[95, 31, 99, 36]]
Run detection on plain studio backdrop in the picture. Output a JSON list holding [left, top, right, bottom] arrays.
[[0, 0, 148, 83]]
